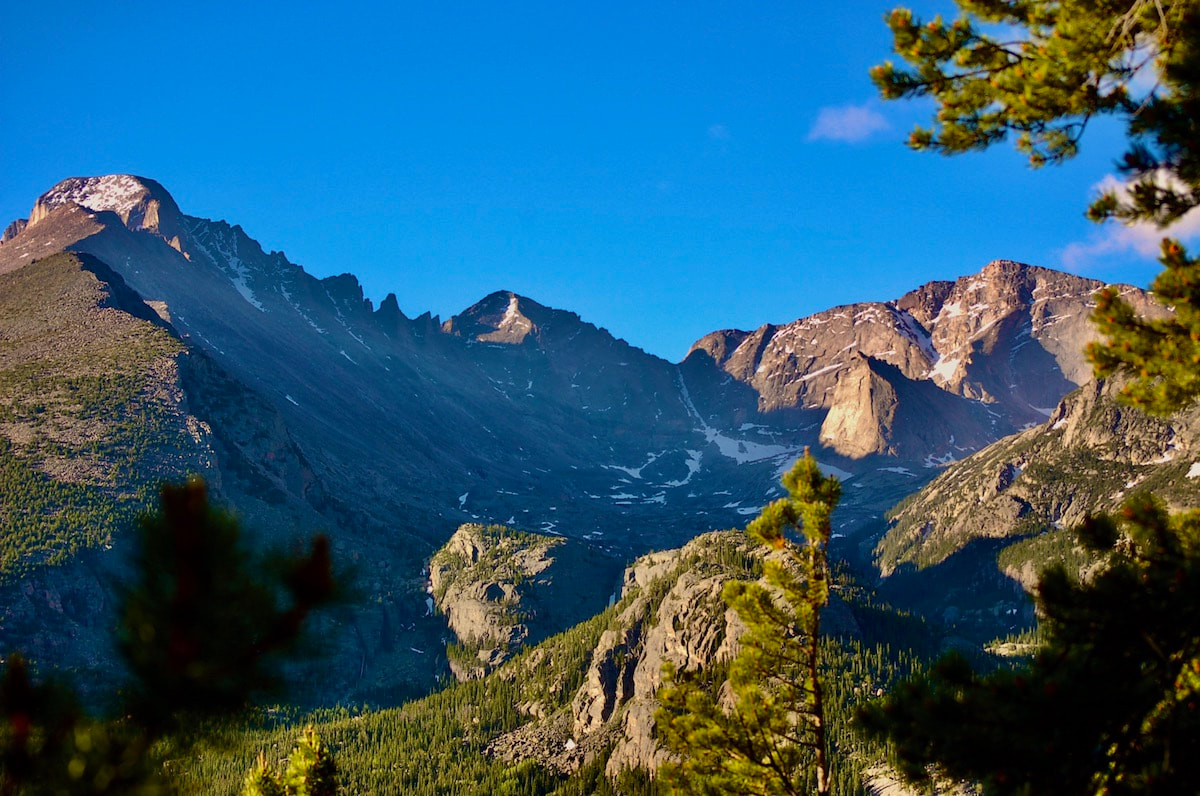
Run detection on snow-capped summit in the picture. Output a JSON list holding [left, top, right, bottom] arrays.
[[37, 175, 152, 217], [29, 175, 186, 244]]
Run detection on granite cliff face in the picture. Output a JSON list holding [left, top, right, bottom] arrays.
[[876, 378, 1200, 581], [489, 531, 864, 779], [486, 532, 753, 774], [430, 524, 621, 680], [689, 260, 1155, 460], [577, 555, 745, 777]]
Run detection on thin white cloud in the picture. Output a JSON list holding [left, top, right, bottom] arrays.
[[806, 103, 890, 143], [1061, 172, 1200, 270], [707, 123, 731, 141]]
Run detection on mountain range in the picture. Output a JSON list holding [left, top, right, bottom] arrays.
[[0, 174, 1165, 701]]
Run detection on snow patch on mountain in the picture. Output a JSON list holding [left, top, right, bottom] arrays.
[[939, 301, 964, 319], [280, 283, 327, 332], [228, 263, 266, 311], [924, 450, 957, 468], [40, 175, 147, 218], [186, 221, 267, 312], [893, 310, 938, 364], [501, 294, 520, 325], [930, 356, 960, 383], [705, 429, 794, 464], [799, 362, 846, 383], [662, 450, 703, 487], [606, 452, 662, 479]]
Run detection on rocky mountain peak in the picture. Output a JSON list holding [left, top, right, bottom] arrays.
[[976, 257, 1090, 285], [675, 257, 1149, 461], [375, 292, 407, 323], [444, 291, 544, 344], [687, 328, 754, 367], [29, 176, 186, 246], [320, 272, 370, 311], [981, 257, 1036, 277], [891, 285, 952, 331], [942, 258, 1100, 314]]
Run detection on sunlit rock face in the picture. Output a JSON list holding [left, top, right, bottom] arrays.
[[691, 258, 1155, 460], [878, 376, 1200, 579]]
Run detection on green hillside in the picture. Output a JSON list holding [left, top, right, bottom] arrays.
[[171, 534, 935, 795], [0, 252, 201, 579]]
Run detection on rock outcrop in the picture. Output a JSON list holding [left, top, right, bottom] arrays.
[[1, 218, 26, 243], [819, 356, 901, 458], [876, 378, 1200, 578], [591, 565, 744, 777], [489, 531, 863, 779], [431, 524, 621, 680], [486, 532, 751, 774]]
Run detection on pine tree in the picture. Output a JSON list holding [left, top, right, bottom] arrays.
[[0, 479, 339, 794], [857, 500, 1200, 794], [118, 479, 337, 729], [1090, 239, 1200, 412], [241, 727, 339, 796], [657, 451, 839, 796], [871, 0, 1200, 227], [858, 2, 1200, 793], [282, 727, 339, 796], [242, 753, 285, 796]]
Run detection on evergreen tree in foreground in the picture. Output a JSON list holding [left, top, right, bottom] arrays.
[[871, 0, 1200, 226], [0, 478, 340, 794], [657, 451, 839, 796], [119, 479, 337, 730], [857, 500, 1200, 794], [859, 1, 1200, 793], [1091, 238, 1200, 413], [242, 727, 338, 796]]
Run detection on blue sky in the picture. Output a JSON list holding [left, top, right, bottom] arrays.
[[1, 1, 1187, 361]]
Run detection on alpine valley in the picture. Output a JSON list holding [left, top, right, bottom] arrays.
[[1, 175, 1190, 792]]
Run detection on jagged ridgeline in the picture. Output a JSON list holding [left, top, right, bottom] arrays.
[[173, 531, 933, 795]]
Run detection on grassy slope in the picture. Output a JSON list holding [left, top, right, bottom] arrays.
[[0, 252, 199, 579]]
